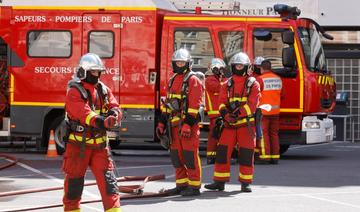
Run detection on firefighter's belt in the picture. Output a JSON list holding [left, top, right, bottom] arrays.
[[68, 134, 107, 145], [68, 121, 104, 135]]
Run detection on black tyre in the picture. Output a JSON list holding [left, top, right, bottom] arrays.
[[280, 144, 290, 155], [47, 115, 67, 155]]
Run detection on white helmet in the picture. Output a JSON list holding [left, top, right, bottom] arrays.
[[229, 52, 250, 66], [171, 49, 193, 74], [77, 53, 106, 80], [253, 56, 265, 75], [172, 48, 192, 62], [209, 58, 226, 75], [229, 52, 251, 76], [254, 56, 265, 66]]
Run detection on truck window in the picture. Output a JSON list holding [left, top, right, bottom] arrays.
[[174, 30, 215, 73], [88, 31, 114, 58], [27, 31, 71, 58], [218, 31, 244, 64], [254, 29, 287, 70], [298, 27, 327, 73]]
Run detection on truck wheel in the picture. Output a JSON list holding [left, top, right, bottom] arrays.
[[48, 116, 67, 155], [280, 144, 290, 155]]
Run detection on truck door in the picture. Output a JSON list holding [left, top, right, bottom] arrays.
[[249, 26, 302, 114], [82, 13, 121, 101]]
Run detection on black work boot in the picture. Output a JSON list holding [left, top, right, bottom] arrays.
[[180, 187, 200, 196], [206, 157, 216, 165], [241, 183, 252, 192], [204, 181, 225, 191], [163, 186, 187, 195]]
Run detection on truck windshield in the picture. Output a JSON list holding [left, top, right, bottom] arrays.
[[298, 26, 327, 73]]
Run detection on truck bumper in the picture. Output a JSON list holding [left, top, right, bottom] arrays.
[[280, 116, 334, 145]]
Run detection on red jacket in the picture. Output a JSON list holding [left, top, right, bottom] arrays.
[[218, 75, 261, 127], [161, 71, 204, 126], [65, 81, 120, 144], [205, 75, 225, 119]]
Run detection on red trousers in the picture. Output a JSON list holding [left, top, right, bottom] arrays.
[[206, 118, 218, 159], [170, 124, 202, 189], [213, 125, 255, 184], [257, 115, 280, 161], [62, 143, 121, 212]]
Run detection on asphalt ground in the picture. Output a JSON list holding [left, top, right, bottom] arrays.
[[1, 141, 360, 212]]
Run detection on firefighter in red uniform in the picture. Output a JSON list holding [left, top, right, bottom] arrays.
[[63, 53, 122, 212], [205, 58, 226, 164], [205, 52, 260, 192], [257, 59, 282, 164], [157, 49, 204, 196]]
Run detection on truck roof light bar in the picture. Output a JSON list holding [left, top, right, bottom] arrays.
[[274, 4, 301, 20]]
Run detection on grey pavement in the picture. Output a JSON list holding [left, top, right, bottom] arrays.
[[1, 141, 360, 212]]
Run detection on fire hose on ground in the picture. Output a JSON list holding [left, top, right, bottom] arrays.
[[0, 174, 169, 212], [0, 154, 18, 170]]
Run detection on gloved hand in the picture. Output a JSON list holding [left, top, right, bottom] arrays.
[[223, 113, 237, 123], [108, 108, 122, 122], [156, 122, 165, 135], [180, 123, 191, 138], [104, 115, 117, 129]]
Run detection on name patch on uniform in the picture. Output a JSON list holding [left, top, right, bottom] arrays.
[[263, 78, 282, 91]]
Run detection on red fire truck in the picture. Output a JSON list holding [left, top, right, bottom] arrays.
[[0, 0, 335, 153]]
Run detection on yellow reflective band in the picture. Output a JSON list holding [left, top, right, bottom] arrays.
[[65, 209, 80, 212], [176, 178, 189, 184], [188, 108, 199, 114], [239, 173, 253, 180], [171, 116, 180, 122], [85, 111, 98, 125], [169, 93, 182, 99], [206, 151, 216, 156], [206, 92, 213, 111], [318, 76, 322, 84], [259, 155, 280, 159], [68, 134, 107, 144], [188, 180, 201, 186], [197, 154, 202, 180], [260, 137, 266, 156], [243, 104, 252, 116], [229, 97, 247, 102], [254, 148, 259, 153], [214, 172, 230, 178], [106, 207, 122, 212], [208, 111, 219, 115], [229, 117, 254, 125], [161, 107, 170, 113], [219, 104, 226, 110], [164, 16, 281, 22]]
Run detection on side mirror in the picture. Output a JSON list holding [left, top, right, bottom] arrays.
[[282, 47, 295, 68], [282, 30, 294, 45], [253, 30, 272, 41]]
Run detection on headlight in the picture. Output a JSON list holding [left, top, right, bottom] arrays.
[[303, 121, 320, 129]]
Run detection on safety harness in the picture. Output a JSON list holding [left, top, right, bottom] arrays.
[[66, 81, 109, 157], [226, 76, 257, 137], [167, 71, 198, 125]]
